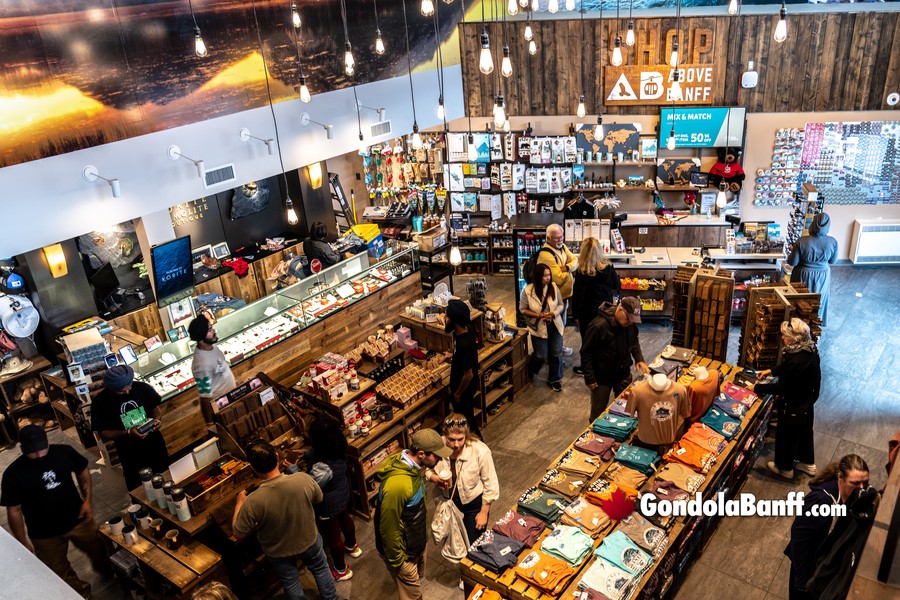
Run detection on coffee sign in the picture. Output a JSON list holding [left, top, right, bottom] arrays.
[[604, 28, 717, 106]]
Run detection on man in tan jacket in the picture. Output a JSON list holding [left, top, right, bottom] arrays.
[[537, 223, 578, 357]]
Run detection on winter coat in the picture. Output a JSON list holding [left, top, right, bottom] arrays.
[[572, 265, 620, 326], [374, 453, 427, 567], [580, 302, 644, 386]]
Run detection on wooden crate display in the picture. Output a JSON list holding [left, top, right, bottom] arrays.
[[738, 286, 788, 370], [670, 266, 697, 347], [780, 289, 823, 342], [181, 453, 253, 515], [686, 270, 734, 362]]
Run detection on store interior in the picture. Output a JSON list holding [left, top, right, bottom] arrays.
[[1, 0, 900, 599]]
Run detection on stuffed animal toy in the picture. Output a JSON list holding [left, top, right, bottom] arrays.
[[708, 147, 746, 192]]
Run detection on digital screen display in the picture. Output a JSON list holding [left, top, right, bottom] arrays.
[[151, 236, 195, 308], [659, 107, 746, 148]]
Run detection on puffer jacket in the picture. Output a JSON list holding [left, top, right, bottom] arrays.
[[581, 302, 644, 386]]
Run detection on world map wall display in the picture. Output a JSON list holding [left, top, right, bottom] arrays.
[[575, 124, 641, 160], [656, 159, 700, 186]]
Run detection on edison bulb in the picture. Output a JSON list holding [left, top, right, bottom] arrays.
[[565, 0, 575, 10], [467, 134, 478, 161], [774, 7, 787, 43], [670, 78, 683, 101], [479, 30, 494, 74], [286, 200, 299, 225], [666, 132, 676, 150], [503, 119, 511, 132], [532, 0, 538, 10], [576, 94, 586, 118], [344, 42, 355, 75], [493, 102, 506, 128], [626, 20, 635, 46], [611, 36, 623, 67], [375, 30, 385, 55], [299, 77, 311, 103], [449, 245, 462, 266], [524, 24, 533, 41], [291, 3, 301, 28], [520, 0, 529, 6], [548, 0, 558, 13], [508, 0, 518, 15], [411, 131, 423, 149], [528, 39, 537, 55], [669, 40, 679, 67], [437, 98, 446, 120], [421, 0, 434, 16], [194, 28, 207, 57], [716, 189, 728, 208], [594, 116, 603, 140], [728, 0, 738, 15], [501, 46, 513, 77]]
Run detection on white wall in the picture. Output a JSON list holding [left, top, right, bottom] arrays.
[[0, 65, 464, 257]]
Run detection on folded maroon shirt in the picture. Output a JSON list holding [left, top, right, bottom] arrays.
[[492, 509, 545, 548]]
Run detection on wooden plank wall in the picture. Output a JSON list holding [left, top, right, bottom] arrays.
[[460, 12, 900, 116]]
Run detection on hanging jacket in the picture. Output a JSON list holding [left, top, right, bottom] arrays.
[[572, 265, 621, 326], [374, 453, 427, 567], [581, 302, 644, 386]]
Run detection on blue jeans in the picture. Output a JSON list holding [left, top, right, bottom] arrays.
[[529, 326, 564, 384], [268, 534, 338, 600]]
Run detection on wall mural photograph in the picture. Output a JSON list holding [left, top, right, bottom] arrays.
[[0, 0, 462, 169]]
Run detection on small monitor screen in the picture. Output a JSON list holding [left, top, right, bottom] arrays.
[[151, 236, 195, 308], [90, 262, 120, 302]]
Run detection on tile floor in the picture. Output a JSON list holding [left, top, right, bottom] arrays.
[[1, 265, 897, 599]]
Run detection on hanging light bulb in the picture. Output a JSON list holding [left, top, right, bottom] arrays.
[[479, 28, 494, 74], [508, 0, 518, 15], [411, 123, 423, 149], [728, 0, 738, 15], [528, 39, 537, 55], [299, 75, 311, 103], [375, 29, 385, 55], [576, 92, 586, 118], [594, 114, 604, 139], [669, 38, 679, 68], [520, 0, 529, 7], [285, 197, 299, 225], [670, 70, 683, 101], [358, 132, 368, 154], [501, 44, 513, 77], [566, 0, 575, 10], [626, 19, 635, 46], [716, 183, 728, 208], [548, 0, 559, 13], [421, 0, 434, 16], [449, 230, 463, 265], [666, 128, 676, 150], [344, 42, 355, 75], [532, 0, 539, 10], [774, 3, 787, 43], [194, 26, 208, 57], [291, 2, 301, 28], [611, 35, 623, 67], [503, 118, 511, 132], [493, 93, 506, 128], [437, 96, 446, 120], [524, 24, 534, 41], [467, 133, 478, 161]]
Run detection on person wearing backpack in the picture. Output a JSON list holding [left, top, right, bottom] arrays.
[[519, 263, 565, 392], [536, 224, 578, 358]]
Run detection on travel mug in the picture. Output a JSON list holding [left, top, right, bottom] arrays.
[[152, 476, 167, 510], [150, 518, 164, 539], [172, 488, 191, 522], [162, 480, 176, 515], [139, 468, 155, 501]]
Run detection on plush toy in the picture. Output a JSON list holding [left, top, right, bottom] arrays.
[[708, 147, 746, 192]]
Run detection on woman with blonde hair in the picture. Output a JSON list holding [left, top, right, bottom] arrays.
[[752, 318, 821, 479], [191, 581, 238, 600], [571, 237, 620, 375]]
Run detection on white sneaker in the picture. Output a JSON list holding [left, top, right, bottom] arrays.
[[767, 461, 794, 479], [346, 544, 362, 558], [795, 462, 817, 476], [459, 579, 465, 590], [561, 346, 574, 357]]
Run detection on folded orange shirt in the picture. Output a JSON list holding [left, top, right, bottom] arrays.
[[682, 422, 727, 455], [605, 462, 648, 493], [514, 550, 576, 595], [560, 496, 613, 538], [664, 438, 717, 473]]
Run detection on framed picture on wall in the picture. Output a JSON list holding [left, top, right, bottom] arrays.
[[640, 138, 658, 159], [167, 297, 195, 328]]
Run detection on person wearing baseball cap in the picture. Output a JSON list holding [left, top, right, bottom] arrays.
[[188, 315, 236, 424], [1, 426, 110, 595], [580, 297, 650, 422], [374, 428, 450, 599]]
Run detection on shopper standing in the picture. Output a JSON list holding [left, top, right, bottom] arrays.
[[571, 237, 620, 375], [375, 429, 451, 600], [92, 365, 170, 491], [232, 440, 337, 600], [304, 221, 342, 274], [581, 298, 649, 422], [787, 212, 838, 326], [752, 318, 821, 479], [537, 223, 578, 357], [306, 414, 361, 582], [520, 263, 565, 392], [783, 454, 869, 600], [1, 426, 110, 598], [188, 316, 237, 424], [445, 299, 482, 438]]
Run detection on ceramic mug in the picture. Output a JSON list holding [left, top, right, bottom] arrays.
[[107, 515, 124, 536], [165, 530, 181, 550], [122, 525, 138, 545], [150, 518, 164, 539], [126, 504, 142, 527], [137, 510, 152, 530]]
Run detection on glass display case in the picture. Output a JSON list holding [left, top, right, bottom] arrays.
[[131, 244, 419, 400]]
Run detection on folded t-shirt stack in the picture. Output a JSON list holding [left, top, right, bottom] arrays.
[[614, 444, 661, 476], [604, 462, 648, 496], [560, 497, 613, 538], [663, 438, 717, 473], [577, 557, 636, 600], [574, 431, 621, 461], [540, 524, 595, 567], [618, 512, 669, 558], [608, 397, 630, 416], [591, 414, 638, 441], [556, 448, 601, 478], [594, 530, 653, 577], [492, 510, 546, 548], [514, 550, 576, 595], [682, 422, 727, 454], [584, 477, 621, 508], [467, 530, 524, 573], [700, 406, 742, 439], [517, 486, 566, 524], [657, 462, 707, 494], [722, 381, 757, 407], [646, 479, 690, 503], [713, 393, 748, 419], [539, 468, 586, 502], [470, 589, 503, 600]]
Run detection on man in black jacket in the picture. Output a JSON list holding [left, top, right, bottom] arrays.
[[581, 298, 649, 422]]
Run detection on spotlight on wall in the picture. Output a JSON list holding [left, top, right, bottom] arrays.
[[43, 243, 68, 278], [239, 128, 274, 155], [167, 145, 205, 179], [356, 101, 387, 122], [299, 112, 334, 140], [82, 165, 121, 198]]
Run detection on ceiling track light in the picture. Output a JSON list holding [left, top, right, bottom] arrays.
[[299, 112, 335, 139], [167, 145, 205, 179], [239, 128, 274, 155], [82, 165, 121, 198], [774, 3, 787, 43]]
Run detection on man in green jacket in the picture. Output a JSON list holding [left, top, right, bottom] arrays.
[[375, 429, 451, 600]]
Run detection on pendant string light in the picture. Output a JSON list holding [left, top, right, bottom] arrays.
[[339, 0, 354, 75], [774, 1, 787, 43], [501, 0, 513, 78], [611, 0, 623, 67], [422, 0, 435, 16], [596, 0, 604, 140], [728, 0, 739, 16], [526, 10, 537, 55], [670, 0, 683, 102], [670, 0, 681, 67], [479, 0, 494, 74], [374, 0, 386, 55], [401, 0, 423, 149], [291, 2, 301, 28], [626, 0, 635, 47], [432, 2, 448, 125], [290, 5, 311, 103], [249, 0, 296, 224], [576, 0, 585, 118], [508, 0, 518, 15], [666, 0, 681, 150], [492, 0, 507, 128], [188, 0, 208, 57]]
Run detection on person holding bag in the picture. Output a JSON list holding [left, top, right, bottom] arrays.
[[520, 263, 565, 392]]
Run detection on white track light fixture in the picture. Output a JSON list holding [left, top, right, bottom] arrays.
[[774, 2, 787, 43], [501, 44, 513, 77], [357, 102, 387, 122], [167, 145, 205, 179], [82, 166, 121, 198], [299, 113, 334, 139], [291, 2, 301, 28], [479, 28, 494, 74], [239, 128, 274, 155]]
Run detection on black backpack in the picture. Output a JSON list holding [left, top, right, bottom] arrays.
[[523, 247, 554, 285]]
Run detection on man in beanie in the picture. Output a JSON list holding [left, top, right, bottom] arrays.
[[1, 426, 110, 597], [581, 297, 650, 422], [188, 316, 236, 424], [445, 299, 482, 438], [92, 365, 169, 490]]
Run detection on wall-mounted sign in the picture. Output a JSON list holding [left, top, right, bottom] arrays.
[[169, 198, 210, 227], [659, 107, 746, 148]]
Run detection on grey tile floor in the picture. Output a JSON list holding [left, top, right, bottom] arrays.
[[1, 265, 897, 599]]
